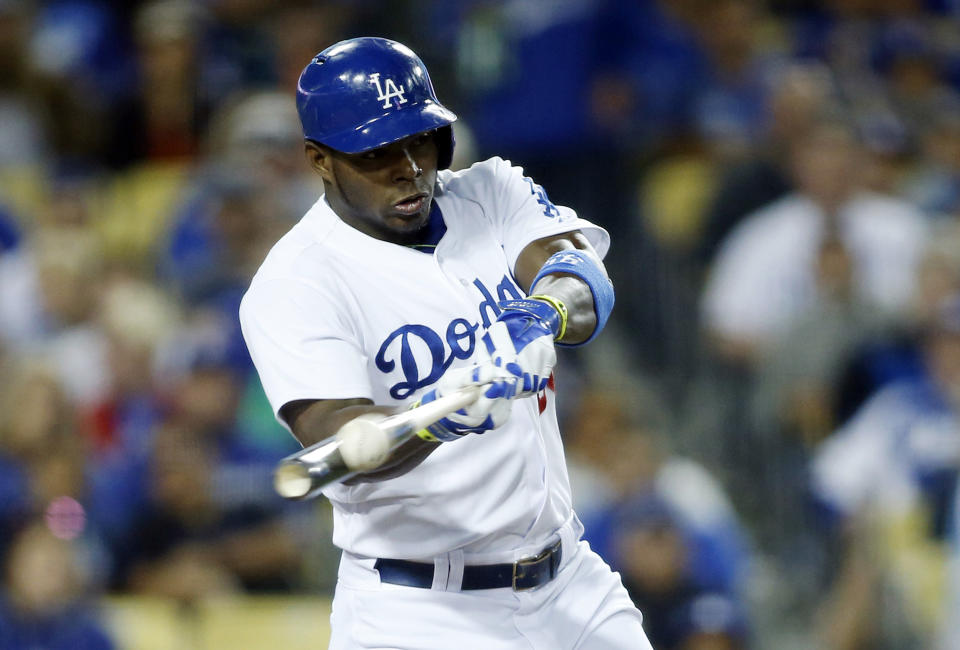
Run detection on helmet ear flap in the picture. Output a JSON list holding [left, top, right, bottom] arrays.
[[435, 125, 455, 170]]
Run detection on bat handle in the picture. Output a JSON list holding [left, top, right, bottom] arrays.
[[379, 383, 484, 434]]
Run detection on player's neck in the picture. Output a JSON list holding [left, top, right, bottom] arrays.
[[404, 202, 446, 253], [322, 196, 419, 245]]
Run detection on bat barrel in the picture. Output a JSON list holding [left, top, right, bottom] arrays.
[[273, 439, 356, 500], [272, 383, 487, 500]]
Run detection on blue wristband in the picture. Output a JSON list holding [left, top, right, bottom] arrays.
[[530, 249, 614, 346]]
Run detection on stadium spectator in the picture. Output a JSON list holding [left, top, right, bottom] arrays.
[[567, 387, 751, 597], [0, 202, 34, 349], [903, 97, 960, 219], [0, 360, 80, 554], [164, 313, 297, 483], [671, 592, 748, 650], [939, 477, 960, 650], [828, 219, 960, 426], [0, 0, 46, 169], [115, 422, 301, 602], [1, 2, 959, 647], [701, 117, 929, 366], [809, 293, 960, 648], [0, 522, 114, 650], [81, 278, 181, 556], [0, 179, 114, 410], [27, 0, 131, 170], [609, 493, 749, 650], [107, 0, 210, 167], [697, 62, 836, 266], [159, 91, 312, 306], [686, 0, 781, 161]]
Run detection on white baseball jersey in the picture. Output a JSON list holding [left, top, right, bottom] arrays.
[[240, 156, 609, 562]]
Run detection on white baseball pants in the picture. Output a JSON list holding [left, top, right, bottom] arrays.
[[328, 539, 652, 650]]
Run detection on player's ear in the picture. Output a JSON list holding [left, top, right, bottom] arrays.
[[305, 141, 334, 180]]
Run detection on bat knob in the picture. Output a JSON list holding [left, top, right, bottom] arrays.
[[274, 462, 314, 498], [274, 439, 354, 500]]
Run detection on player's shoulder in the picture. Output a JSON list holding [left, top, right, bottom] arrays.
[[239, 221, 342, 330], [440, 155, 513, 181], [437, 156, 518, 197], [248, 222, 315, 285], [242, 199, 339, 305]]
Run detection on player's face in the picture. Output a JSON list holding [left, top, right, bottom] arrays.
[[309, 131, 439, 244]]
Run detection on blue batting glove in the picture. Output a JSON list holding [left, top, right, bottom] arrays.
[[482, 298, 560, 396], [418, 362, 519, 441]]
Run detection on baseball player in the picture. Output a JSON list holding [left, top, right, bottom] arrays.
[[239, 37, 651, 649]]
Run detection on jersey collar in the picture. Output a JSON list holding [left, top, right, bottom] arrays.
[[303, 194, 447, 258], [404, 201, 446, 254]]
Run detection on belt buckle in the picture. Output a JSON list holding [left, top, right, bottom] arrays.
[[512, 543, 554, 592]]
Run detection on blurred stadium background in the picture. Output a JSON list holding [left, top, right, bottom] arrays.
[[1, 1, 960, 648]]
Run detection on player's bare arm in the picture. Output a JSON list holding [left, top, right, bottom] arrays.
[[281, 398, 439, 483], [514, 231, 604, 345]]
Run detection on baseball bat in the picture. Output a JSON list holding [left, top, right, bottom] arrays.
[[273, 384, 485, 500]]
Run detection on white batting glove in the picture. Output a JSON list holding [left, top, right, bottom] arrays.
[[482, 298, 561, 397], [417, 362, 519, 441]]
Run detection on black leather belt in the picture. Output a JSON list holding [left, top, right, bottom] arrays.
[[374, 540, 562, 591]]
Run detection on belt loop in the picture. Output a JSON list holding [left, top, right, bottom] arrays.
[[446, 549, 464, 591], [431, 555, 450, 591], [558, 518, 577, 571]]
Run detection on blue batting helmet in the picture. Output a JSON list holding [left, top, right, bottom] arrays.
[[296, 37, 457, 169]]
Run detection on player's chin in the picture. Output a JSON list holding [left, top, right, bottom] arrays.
[[384, 205, 430, 231]]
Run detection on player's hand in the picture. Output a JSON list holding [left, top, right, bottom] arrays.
[[417, 362, 518, 441], [482, 298, 560, 396]]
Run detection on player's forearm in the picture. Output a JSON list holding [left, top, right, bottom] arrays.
[[529, 272, 597, 345], [514, 231, 612, 346], [284, 398, 396, 447], [343, 435, 439, 484], [282, 398, 439, 483]]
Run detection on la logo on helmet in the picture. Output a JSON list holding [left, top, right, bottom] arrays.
[[369, 73, 407, 108]]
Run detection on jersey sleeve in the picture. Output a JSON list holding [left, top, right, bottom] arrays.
[[472, 157, 611, 272], [239, 277, 372, 426]]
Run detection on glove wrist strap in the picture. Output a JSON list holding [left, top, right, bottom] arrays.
[[415, 428, 441, 442], [497, 297, 564, 340], [528, 294, 568, 342], [407, 400, 443, 442]]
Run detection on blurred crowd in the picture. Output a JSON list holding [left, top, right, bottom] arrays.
[[1, 0, 960, 648]]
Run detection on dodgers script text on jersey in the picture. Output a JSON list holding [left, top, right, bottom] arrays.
[[375, 274, 522, 400]]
